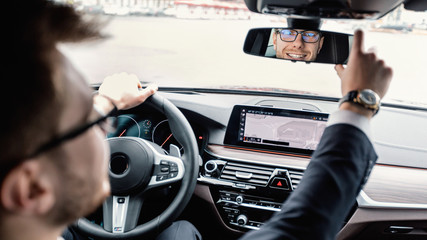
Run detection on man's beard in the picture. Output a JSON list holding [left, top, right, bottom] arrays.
[[47, 165, 108, 225]]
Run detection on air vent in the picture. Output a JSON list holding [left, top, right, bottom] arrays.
[[288, 169, 304, 189], [220, 162, 275, 186]]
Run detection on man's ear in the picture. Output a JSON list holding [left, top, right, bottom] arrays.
[[318, 36, 325, 53], [273, 32, 277, 51], [0, 160, 55, 216]]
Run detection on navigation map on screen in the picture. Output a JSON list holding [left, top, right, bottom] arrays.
[[238, 108, 328, 151]]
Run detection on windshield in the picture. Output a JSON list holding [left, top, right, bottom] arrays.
[[61, 1, 427, 107]]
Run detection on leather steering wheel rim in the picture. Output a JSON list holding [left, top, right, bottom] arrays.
[[75, 93, 199, 239]]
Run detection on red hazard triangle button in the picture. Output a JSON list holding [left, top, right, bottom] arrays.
[[270, 177, 290, 190]]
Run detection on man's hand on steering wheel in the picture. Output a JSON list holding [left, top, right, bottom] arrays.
[[95, 72, 158, 113]]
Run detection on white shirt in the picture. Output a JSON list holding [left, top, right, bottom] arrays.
[[327, 110, 371, 139]]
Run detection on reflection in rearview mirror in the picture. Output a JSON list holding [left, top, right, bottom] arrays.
[[244, 28, 353, 64]]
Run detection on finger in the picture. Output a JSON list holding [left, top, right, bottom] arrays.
[[382, 66, 393, 83], [137, 84, 158, 102], [367, 46, 377, 54], [351, 30, 364, 54], [334, 64, 345, 78], [386, 66, 393, 78], [367, 52, 377, 61]]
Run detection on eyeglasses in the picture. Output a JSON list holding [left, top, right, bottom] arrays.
[[30, 104, 118, 158], [276, 29, 321, 43]]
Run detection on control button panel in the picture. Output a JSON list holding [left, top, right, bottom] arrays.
[[156, 160, 179, 181], [217, 190, 283, 231], [201, 156, 306, 232]]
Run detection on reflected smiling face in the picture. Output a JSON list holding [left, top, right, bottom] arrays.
[[273, 29, 324, 61]]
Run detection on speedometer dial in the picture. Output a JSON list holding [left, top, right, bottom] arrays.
[[152, 120, 183, 153], [108, 115, 140, 138]]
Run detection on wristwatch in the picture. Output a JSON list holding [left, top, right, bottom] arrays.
[[339, 89, 381, 114]]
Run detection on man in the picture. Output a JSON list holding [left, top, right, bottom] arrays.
[[1, 2, 391, 240], [240, 29, 392, 239], [272, 28, 324, 61], [1, 2, 199, 240]]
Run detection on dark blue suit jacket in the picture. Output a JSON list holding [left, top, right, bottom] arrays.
[[240, 124, 377, 240]]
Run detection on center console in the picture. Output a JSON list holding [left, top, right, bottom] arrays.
[[202, 158, 304, 231], [199, 105, 330, 231]]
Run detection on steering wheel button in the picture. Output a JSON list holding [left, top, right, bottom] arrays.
[[161, 167, 170, 172], [170, 162, 178, 168], [156, 175, 168, 181], [160, 160, 169, 166], [169, 172, 177, 178], [170, 167, 178, 172]]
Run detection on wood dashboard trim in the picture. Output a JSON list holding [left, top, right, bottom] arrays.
[[363, 164, 427, 204], [223, 145, 311, 159]]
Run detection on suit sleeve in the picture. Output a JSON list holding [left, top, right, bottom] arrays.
[[239, 124, 377, 240]]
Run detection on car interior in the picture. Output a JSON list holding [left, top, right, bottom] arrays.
[[66, 0, 427, 239]]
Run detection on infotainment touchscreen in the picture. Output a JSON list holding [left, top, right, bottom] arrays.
[[224, 105, 329, 155]]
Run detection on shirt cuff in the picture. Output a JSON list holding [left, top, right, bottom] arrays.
[[327, 110, 372, 139]]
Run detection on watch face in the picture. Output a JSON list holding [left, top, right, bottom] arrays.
[[359, 89, 380, 106]]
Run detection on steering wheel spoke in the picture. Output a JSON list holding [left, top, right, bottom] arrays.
[[102, 195, 144, 233]]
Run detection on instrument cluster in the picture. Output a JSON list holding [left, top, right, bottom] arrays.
[[107, 113, 206, 154]]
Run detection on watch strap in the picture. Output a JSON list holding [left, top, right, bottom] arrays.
[[339, 90, 380, 115]]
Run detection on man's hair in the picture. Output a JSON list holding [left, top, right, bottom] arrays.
[[287, 18, 321, 30], [1, 0, 104, 181]]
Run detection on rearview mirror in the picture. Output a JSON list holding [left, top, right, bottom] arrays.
[[243, 28, 353, 64]]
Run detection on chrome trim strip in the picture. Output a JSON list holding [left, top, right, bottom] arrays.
[[374, 140, 427, 153], [357, 191, 427, 210], [198, 176, 256, 190], [112, 196, 129, 233], [235, 171, 253, 179], [229, 222, 260, 230], [217, 199, 281, 212], [239, 202, 281, 212]]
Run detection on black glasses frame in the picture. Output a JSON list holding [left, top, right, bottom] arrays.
[[30, 105, 118, 158], [276, 29, 321, 43]]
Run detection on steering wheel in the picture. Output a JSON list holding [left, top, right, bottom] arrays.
[[75, 93, 200, 239]]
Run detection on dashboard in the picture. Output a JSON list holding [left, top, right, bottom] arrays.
[[109, 89, 427, 240]]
